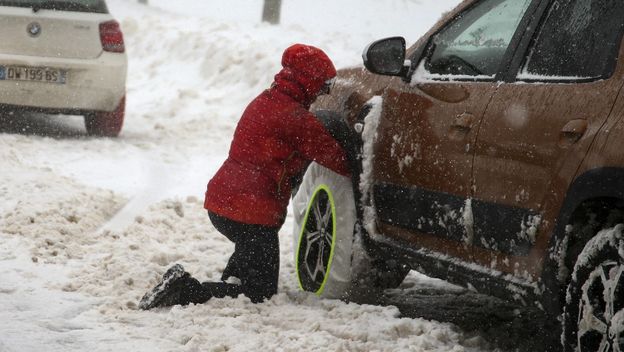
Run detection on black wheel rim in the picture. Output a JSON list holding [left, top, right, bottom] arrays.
[[296, 186, 335, 293]]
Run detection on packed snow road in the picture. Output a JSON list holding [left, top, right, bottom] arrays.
[[0, 0, 542, 351]]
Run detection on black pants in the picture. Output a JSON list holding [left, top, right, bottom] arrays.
[[193, 212, 280, 303]]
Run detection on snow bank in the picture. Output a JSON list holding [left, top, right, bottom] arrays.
[[0, 137, 125, 263], [60, 198, 482, 352]]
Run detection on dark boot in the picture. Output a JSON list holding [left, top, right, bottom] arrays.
[[139, 264, 211, 310]]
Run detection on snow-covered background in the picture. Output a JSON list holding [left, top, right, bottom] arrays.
[[0, 1, 509, 351]]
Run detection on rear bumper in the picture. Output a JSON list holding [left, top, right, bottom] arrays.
[[0, 51, 126, 112]]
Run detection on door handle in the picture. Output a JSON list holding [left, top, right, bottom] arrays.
[[452, 112, 475, 131], [559, 119, 588, 146]]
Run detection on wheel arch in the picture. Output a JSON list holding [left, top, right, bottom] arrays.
[[312, 109, 410, 272], [309, 109, 364, 206], [541, 167, 624, 316]]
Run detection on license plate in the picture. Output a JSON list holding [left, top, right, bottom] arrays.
[[0, 65, 66, 84]]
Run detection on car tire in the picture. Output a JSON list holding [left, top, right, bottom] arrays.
[[84, 96, 125, 137], [562, 223, 624, 352], [292, 162, 408, 300]]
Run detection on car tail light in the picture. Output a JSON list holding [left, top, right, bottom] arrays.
[[99, 20, 125, 53]]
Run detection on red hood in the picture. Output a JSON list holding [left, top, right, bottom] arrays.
[[271, 44, 336, 108]]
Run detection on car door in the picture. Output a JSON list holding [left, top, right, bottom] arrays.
[[471, 0, 624, 278], [371, 0, 534, 260]]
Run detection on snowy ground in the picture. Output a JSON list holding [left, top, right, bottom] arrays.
[[0, 1, 513, 351]]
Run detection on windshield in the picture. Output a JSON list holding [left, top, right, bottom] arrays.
[[0, 0, 108, 13]]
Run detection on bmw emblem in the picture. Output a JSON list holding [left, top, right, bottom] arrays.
[[27, 22, 41, 37]]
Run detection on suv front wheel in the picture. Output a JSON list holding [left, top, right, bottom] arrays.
[[292, 162, 408, 300]]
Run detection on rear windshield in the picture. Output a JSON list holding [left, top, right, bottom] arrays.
[[0, 0, 108, 13]]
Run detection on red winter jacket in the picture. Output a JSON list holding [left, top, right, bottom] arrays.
[[204, 44, 351, 227]]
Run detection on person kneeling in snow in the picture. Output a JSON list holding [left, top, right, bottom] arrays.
[[139, 44, 350, 309]]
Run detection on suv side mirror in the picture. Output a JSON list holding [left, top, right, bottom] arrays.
[[362, 37, 408, 77]]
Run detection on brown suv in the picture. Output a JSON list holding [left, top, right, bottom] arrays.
[[291, 0, 624, 350]]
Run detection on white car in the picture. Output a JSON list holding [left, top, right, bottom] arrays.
[[0, 0, 127, 136]]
